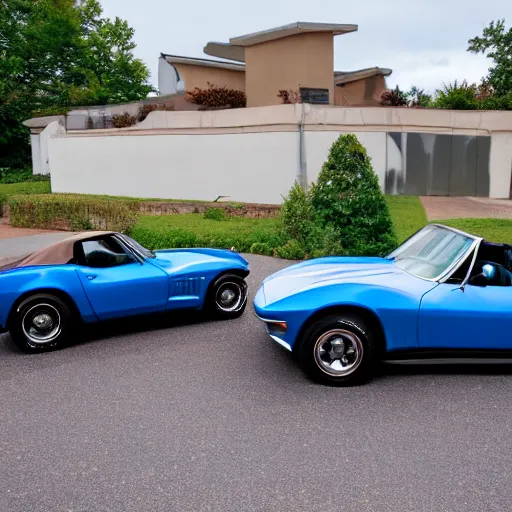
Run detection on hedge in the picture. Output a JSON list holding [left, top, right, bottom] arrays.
[[130, 215, 288, 254], [8, 194, 140, 233]]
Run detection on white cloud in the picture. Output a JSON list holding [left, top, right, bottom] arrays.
[[385, 50, 492, 93]]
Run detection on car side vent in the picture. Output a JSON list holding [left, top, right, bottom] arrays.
[[172, 277, 202, 297]]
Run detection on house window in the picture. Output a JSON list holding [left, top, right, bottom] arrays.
[[300, 88, 329, 105]]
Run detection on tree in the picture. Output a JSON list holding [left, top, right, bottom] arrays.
[[380, 86, 408, 106], [310, 134, 397, 256], [0, 0, 153, 170], [406, 86, 432, 107], [468, 19, 512, 97], [432, 80, 479, 110]]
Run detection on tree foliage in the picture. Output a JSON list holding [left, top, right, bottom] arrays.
[[310, 134, 396, 256], [468, 19, 512, 97], [0, 0, 153, 170], [281, 134, 397, 258], [380, 86, 408, 106]]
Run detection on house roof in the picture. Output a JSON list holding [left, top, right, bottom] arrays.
[[160, 53, 245, 72], [203, 43, 245, 63], [204, 21, 358, 62], [334, 67, 392, 85], [230, 22, 358, 46]]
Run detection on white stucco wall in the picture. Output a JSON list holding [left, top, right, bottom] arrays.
[[30, 121, 61, 175], [30, 134, 42, 175], [158, 57, 179, 96], [489, 133, 512, 198], [45, 105, 512, 202], [49, 132, 298, 204]]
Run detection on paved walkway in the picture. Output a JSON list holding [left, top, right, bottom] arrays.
[[0, 218, 64, 240], [420, 196, 512, 220]]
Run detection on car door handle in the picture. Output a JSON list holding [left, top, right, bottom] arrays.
[[86, 275, 97, 281]]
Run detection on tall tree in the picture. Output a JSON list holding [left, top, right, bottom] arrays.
[[0, 0, 153, 170], [468, 19, 512, 97]]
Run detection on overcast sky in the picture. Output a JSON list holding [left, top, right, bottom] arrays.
[[99, 0, 510, 94]]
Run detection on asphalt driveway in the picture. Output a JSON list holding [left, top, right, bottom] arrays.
[[1, 236, 512, 512]]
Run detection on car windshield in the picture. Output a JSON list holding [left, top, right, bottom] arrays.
[[386, 225, 475, 280], [118, 234, 155, 259]]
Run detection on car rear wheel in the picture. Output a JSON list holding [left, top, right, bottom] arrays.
[[297, 313, 377, 386], [10, 293, 74, 353], [207, 273, 248, 319]]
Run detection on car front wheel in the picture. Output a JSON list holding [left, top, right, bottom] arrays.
[[207, 273, 248, 319], [297, 313, 377, 386], [10, 293, 74, 353]]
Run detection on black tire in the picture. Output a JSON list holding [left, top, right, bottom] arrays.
[[297, 313, 377, 386], [206, 273, 248, 319], [9, 293, 74, 353]]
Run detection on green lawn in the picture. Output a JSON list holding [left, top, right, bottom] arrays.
[[385, 196, 512, 244], [3, 180, 512, 250], [440, 218, 512, 243], [131, 214, 287, 253], [0, 181, 51, 196], [386, 195, 427, 243]]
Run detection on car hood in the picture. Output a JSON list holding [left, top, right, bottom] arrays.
[[260, 256, 412, 306], [149, 247, 249, 272]]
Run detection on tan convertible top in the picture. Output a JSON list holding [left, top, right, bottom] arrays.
[[0, 231, 115, 272]]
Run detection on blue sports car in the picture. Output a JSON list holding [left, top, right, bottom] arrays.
[[254, 223, 512, 386], [0, 231, 250, 353]]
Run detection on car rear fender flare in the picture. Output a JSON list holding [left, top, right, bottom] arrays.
[[7, 288, 83, 329], [296, 305, 387, 357]]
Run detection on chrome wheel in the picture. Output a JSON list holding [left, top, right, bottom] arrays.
[[21, 303, 62, 345], [215, 281, 245, 312], [313, 329, 364, 377]]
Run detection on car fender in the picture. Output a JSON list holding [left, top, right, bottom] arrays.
[[0, 266, 98, 329], [260, 281, 437, 352]]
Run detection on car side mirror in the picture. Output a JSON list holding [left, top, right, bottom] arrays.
[[469, 263, 496, 287], [482, 264, 496, 281]]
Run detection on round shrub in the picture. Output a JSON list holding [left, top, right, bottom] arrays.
[[310, 134, 396, 256], [249, 242, 274, 256], [275, 239, 306, 260], [281, 181, 315, 248]]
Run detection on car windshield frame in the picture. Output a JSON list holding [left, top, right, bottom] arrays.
[[386, 224, 482, 282], [115, 233, 156, 260]]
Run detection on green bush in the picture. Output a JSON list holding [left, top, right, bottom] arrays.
[[203, 207, 228, 221], [0, 193, 7, 216], [310, 134, 396, 256], [432, 81, 479, 110], [249, 242, 274, 256], [281, 181, 315, 247], [0, 168, 50, 184], [275, 239, 306, 260], [131, 214, 288, 253], [8, 194, 139, 233]]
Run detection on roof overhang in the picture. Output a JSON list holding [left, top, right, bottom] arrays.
[[230, 22, 358, 46], [161, 53, 245, 72], [203, 42, 245, 63], [204, 22, 358, 62], [334, 67, 392, 85]]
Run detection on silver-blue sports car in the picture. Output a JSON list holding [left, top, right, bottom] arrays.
[[254, 223, 512, 386]]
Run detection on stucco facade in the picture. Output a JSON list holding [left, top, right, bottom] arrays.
[[244, 32, 334, 107], [173, 63, 245, 92], [157, 22, 390, 107], [334, 74, 389, 106]]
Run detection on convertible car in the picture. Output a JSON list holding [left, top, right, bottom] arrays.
[[0, 231, 249, 353], [254, 223, 512, 386]]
